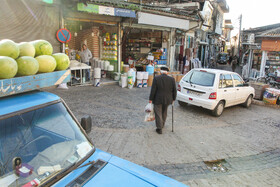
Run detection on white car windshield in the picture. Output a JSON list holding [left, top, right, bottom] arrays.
[[184, 70, 216, 87], [0, 102, 94, 187]]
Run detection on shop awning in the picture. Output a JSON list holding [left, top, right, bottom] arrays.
[[137, 12, 189, 30], [122, 22, 171, 31]]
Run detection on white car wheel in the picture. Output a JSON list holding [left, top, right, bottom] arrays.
[[244, 95, 252, 108], [212, 101, 224, 117]]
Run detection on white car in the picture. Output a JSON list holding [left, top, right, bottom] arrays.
[[177, 69, 255, 116]]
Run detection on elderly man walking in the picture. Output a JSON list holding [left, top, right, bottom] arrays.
[[149, 67, 177, 134]]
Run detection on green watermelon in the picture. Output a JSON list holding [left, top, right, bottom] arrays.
[[32, 40, 53, 56], [18, 42, 36, 57], [0, 56, 18, 79], [0, 39, 20, 59], [52, 53, 70, 70], [35, 55, 57, 73], [16, 56, 39, 76]]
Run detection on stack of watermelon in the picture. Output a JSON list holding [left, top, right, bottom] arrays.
[[0, 39, 70, 79]]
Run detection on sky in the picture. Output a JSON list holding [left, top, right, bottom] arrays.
[[224, 0, 280, 35]]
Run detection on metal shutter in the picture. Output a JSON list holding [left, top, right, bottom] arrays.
[[0, 0, 61, 52]]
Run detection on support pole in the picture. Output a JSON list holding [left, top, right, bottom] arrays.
[[260, 51, 267, 77], [247, 49, 253, 78], [118, 22, 121, 73], [237, 14, 242, 60]]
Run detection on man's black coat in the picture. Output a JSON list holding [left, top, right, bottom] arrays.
[[149, 74, 177, 105]]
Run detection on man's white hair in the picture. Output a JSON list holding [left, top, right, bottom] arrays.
[[160, 70, 168, 74]]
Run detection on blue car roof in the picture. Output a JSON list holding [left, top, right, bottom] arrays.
[[0, 91, 60, 116]]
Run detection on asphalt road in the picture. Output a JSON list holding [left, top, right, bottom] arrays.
[[48, 84, 280, 186]]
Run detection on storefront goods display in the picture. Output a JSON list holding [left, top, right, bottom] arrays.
[[94, 78, 100, 87], [249, 82, 270, 100], [148, 74, 154, 87], [101, 60, 105, 70], [142, 72, 149, 88], [103, 33, 118, 61], [18, 42, 35, 57], [52, 53, 70, 71], [137, 71, 144, 80], [121, 74, 128, 88], [0, 39, 19, 59], [263, 88, 280, 105], [31, 40, 53, 56], [128, 69, 134, 89], [123, 64, 129, 72], [94, 68, 101, 79], [114, 72, 120, 81], [107, 65, 114, 71], [104, 61, 110, 70], [0, 56, 18, 79], [16, 56, 39, 76], [137, 79, 143, 88], [146, 65, 154, 75], [177, 74, 184, 83], [35, 55, 57, 73], [143, 79, 148, 87]]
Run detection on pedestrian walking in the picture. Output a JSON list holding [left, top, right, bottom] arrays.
[[79, 44, 92, 81], [232, 56, 238, 72], [149, 67, 177, 134]]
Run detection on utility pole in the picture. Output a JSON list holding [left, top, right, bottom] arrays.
[[237, 14, 242, 61]]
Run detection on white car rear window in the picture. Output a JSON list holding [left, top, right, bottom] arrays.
[[184, 70, 215, 87]]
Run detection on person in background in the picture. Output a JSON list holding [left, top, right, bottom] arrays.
[[79, 44, 92, 81], [232, 56, 238, 72], [149, 67, 177, 134]]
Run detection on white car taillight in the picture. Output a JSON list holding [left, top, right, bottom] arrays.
[[209, 92, 217, 99], [177, 84, 181, 92]]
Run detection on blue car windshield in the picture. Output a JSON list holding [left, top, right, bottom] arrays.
[[0, 102, 93, 187]]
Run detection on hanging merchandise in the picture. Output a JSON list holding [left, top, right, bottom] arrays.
[[106, 32, 110, 41], [103, 33, 118, 61]]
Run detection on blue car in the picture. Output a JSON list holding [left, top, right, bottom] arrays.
[[0, 91, 186, 186]]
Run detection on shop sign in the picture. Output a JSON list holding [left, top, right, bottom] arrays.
[[99, 6, 115, 16], [200, 1, 213, 31], [138, 12, 189, 30], [77, 3, 98, 14], [115, 8, 136, 18], [261, 40, 280, 51], [215, 8, 223, 35]]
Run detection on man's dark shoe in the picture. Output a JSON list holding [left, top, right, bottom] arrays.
[[156, 129, 162, 134]]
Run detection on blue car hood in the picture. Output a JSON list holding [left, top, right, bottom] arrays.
[[54, 149, 186, 187]]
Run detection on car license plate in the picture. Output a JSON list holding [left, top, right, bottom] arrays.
[[187, 90, 201, 96]]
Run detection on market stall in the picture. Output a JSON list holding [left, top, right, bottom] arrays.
[[122, 28, 169, 70]]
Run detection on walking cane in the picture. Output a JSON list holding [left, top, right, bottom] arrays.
[[172, 103, 174, 132]]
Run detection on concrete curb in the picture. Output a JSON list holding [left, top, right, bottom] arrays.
[[252, 99, 280, 109]]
